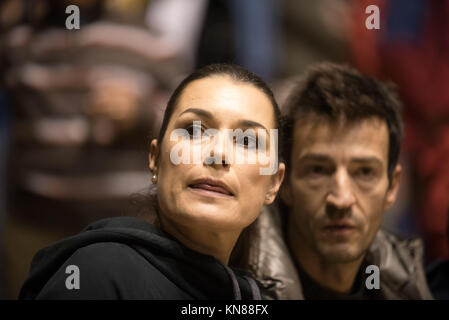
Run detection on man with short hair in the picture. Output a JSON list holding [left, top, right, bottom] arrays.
[[242, 63, 433, 299]]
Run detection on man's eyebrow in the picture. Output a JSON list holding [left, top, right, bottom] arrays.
[[350, 157, 383, 166], [298, 154, 333, 162], [179, 108, 214, 119], [298, 154, 383, 165]]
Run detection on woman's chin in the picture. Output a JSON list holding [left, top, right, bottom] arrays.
[[179, 204, 240, 230]]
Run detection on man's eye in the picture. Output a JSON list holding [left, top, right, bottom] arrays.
[[311, 165, 328, 175], [355, 167, 375, 178]]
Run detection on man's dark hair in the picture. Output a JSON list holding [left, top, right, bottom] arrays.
[[283, 62, 404, 183]]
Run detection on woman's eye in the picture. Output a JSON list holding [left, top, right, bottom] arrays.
[[186, 124, 203, 138], [235, 135, 258, 148]]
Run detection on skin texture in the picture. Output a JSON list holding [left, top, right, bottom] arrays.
[[149, 75, 285, 264], [283, 116, 402, 293]]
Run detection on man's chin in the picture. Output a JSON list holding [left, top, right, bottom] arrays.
[[318, 243, 365, 264]]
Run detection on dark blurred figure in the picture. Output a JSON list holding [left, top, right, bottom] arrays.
[[228, 0, 281, 82], [196, 0, 281, 82], [269, 0, 351, 108], [0, 93, 10, 298], [350, 0, 449, 262], [426, 208, 449, 299], [281, 0, 348, 72]]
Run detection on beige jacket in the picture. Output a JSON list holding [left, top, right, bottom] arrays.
[[243, 205, 434, 300]]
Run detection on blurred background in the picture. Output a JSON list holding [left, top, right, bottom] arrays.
[[0, 0, 448, 299]]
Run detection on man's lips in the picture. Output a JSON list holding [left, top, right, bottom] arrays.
[[323, 224, 356, 229], [321, 221, 358, 234]]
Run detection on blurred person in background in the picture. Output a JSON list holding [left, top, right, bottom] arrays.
[[195, 0, 281, 83], [350, 0, 449, 262], [227, 0, 281, 82], [280, 0, 349, 76], [270, 0, 352, 116], [197, 0, 350, 101]]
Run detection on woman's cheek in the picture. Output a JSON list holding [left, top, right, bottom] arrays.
[[237, 165, 269, 200]]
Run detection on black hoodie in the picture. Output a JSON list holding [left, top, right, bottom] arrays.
[[19, 216, 261, 300]]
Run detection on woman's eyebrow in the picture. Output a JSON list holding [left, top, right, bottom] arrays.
[[178, 108, 269, 133], [179, 108, 213, 119], [237, 119, 269, 135]]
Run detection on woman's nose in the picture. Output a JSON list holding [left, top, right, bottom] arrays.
[[203, 130, 230, 168]]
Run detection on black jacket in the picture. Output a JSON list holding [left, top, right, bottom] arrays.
[[19, 216, 261, 300], [426, 260, 449, 300]]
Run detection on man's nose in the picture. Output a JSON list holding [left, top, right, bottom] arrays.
[[326, 168, 356, 210]]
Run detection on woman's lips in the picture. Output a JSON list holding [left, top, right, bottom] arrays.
[[188, 183, 234, 199]]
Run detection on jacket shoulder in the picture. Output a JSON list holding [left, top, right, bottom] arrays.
[[369, 229, 434, 299]]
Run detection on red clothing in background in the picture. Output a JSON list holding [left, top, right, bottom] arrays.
[[350, 0, 449, 261]]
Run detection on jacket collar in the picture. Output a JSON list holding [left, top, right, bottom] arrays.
[[246, 205, 433, 300]]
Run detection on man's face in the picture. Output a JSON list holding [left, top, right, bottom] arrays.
[[284, 117, 401, 263]]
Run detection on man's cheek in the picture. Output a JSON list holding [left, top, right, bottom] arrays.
[[296, 186, 323, 207], [291, 181, 307, 197]]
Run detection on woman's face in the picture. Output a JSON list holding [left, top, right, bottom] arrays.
[[150, 75, 285, 233]]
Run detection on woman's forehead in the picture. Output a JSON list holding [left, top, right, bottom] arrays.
[[172, 75, 276, 128]]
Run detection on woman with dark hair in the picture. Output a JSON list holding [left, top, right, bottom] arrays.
[[19, 63, 285, 300]]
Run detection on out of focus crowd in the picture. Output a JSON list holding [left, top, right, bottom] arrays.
[[0, 0, 448, 299]]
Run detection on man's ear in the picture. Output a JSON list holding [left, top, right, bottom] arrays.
[[149, 139, 159, 174], [264, 162, 286, 205], [385, 164, 402, 211]]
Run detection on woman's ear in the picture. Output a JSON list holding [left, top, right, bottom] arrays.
[[264, 162, 286, 205], [149, 139, 159, 174]]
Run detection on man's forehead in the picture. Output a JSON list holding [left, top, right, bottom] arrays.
[[292, 117, 389, 161]]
